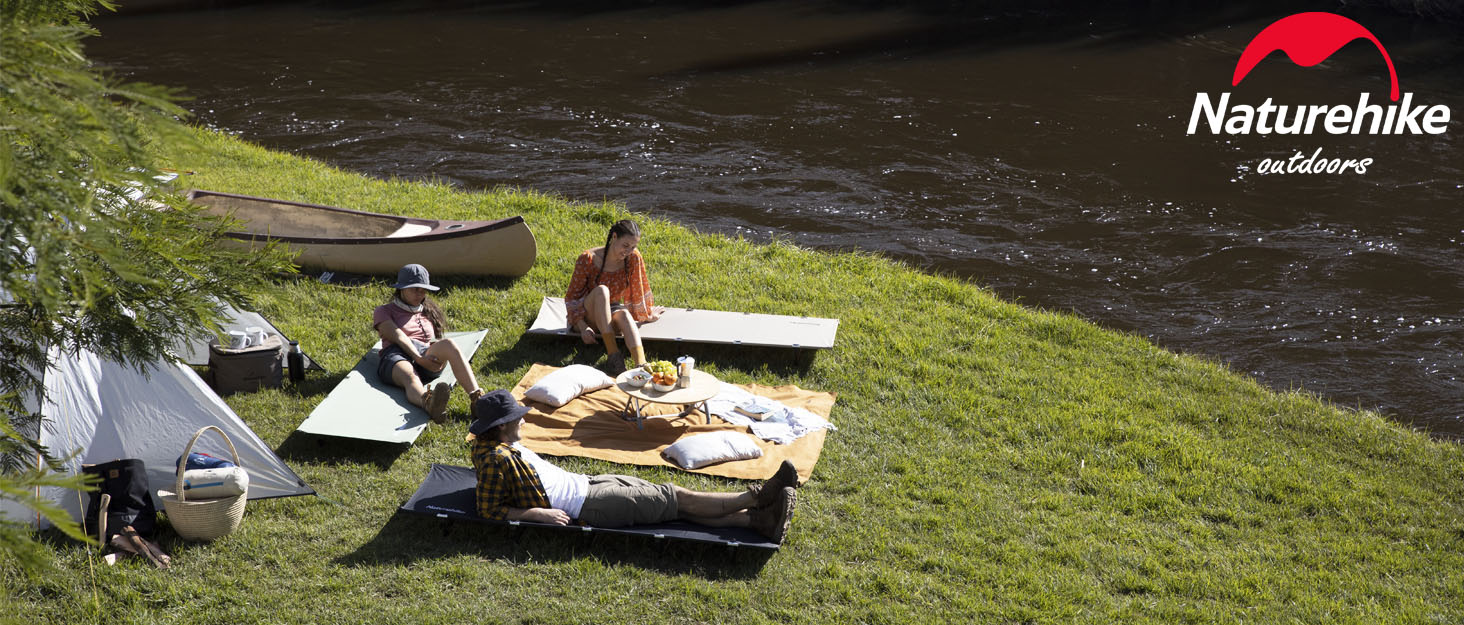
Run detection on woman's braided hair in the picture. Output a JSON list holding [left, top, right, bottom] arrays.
[[577, 219, 640, 300]]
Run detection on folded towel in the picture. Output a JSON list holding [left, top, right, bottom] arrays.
[[707, 383, 835, 444]]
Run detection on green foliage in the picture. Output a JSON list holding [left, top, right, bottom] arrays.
[[0, 0, 110, 25], [0, 0, 293, 572]]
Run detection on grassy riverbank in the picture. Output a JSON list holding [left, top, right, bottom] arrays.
[[5, 128, 1463, 624]]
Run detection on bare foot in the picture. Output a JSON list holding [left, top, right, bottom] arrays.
[[580, 326, 598, 345]]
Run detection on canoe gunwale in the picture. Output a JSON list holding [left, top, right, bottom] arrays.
[[186, 189, 526, 246]]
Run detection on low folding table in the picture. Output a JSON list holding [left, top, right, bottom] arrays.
[[614, 369, 719, 429]]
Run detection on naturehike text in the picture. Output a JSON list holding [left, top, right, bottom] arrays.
[[1187, 92, 1449, 135]]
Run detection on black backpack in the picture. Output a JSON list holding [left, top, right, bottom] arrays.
[[83, 458, 157, 541]]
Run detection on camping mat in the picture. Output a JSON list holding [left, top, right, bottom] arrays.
[[528, 296, 839, 349], [512, 363, 835, 482], [400, 463, 778, 550], [296, 330, 488, 444]]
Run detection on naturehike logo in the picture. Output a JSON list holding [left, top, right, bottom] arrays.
[[1186, 12, 1451, 175], [1234, 12, 1398, 102]]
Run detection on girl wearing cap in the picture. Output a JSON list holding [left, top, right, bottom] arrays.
[[564, 219, 665, 374], [373, 263, 484, 422]]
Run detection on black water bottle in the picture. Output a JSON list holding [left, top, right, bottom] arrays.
[[288, 340, 305, 384]]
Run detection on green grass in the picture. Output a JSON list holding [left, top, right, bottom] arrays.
[[5, 128, 1463, 624]]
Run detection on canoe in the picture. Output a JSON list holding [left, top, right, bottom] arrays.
[[187, 190, 536, 277]]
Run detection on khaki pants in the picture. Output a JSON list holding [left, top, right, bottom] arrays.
[[576, 475, 677, 527]]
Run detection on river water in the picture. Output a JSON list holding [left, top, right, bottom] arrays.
[[88, 2, 1463, 438]]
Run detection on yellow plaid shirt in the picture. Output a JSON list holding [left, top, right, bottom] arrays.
[[471, 438, 551, 521]]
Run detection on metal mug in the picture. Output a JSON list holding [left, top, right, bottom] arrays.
[[676, 356, 694, 388]]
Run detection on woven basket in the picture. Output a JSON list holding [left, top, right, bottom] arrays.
[[158, 426, 246, 541]]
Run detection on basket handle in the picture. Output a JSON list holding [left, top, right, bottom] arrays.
[[173, 425, 241, 503]]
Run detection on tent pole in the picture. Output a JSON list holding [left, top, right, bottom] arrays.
[[34, 448, 42, 528]]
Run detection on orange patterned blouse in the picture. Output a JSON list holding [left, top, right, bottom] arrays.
[[564, 248, 654, 329]]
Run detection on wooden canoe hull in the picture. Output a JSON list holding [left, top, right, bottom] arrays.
[[188, 190, 536, 277]]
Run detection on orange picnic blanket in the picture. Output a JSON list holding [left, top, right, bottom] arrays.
[[511, 364, 835, 482]]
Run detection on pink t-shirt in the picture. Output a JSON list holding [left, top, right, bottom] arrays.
[[372, 303, 435, 347]]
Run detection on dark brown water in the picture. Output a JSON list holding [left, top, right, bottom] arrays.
[[88, 2, 1464, 437]]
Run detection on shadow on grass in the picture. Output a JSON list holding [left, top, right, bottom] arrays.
[[336, 511, 775, 578], [275, 431, 409, 472], [268, 364, 407, 471], [286, 371, 348, 398], [293, 268, 525, 293], [446, 274, 526, 293], [648, 342, 822, 379], [482, 333, 821, 381]]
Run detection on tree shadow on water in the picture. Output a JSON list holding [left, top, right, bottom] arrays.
[[647, 0, 1334, 78], [336, 511, 776, 578], [112, 0, 1338, 66]]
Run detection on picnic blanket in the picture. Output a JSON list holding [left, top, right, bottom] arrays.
[[296, 330, 488, 444], [512, 364, 835, 482]]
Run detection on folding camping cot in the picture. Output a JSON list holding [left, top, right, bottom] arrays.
[[295, 330, 488, 445], [400, 464, 780, 550], [527, 297, 839, 351]]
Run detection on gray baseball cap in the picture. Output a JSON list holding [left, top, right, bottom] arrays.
[[391, 264, 439, 291]]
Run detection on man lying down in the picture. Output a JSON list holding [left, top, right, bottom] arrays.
[[468, 390, 800, 543]]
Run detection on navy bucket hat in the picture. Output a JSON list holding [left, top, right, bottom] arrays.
[[469, 390, 530, 437]]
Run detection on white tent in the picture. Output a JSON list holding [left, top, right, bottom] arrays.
[[1, 346, 314, 528]]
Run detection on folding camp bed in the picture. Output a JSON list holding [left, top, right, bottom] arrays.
[[400, 464, 780, 550], [527, 297, 839, 350], [295, 330, 488, 445]]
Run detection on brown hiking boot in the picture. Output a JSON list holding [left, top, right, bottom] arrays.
[[747, 460, 799, 509], [424, 381, 451, 424], [750, 486, 796, 543]]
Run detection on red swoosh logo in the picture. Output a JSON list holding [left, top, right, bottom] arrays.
[[1233, 12, 1399, 101]]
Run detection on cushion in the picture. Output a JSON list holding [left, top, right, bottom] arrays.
[[662, 432, 764, 470], [523, 364, 614, 407]]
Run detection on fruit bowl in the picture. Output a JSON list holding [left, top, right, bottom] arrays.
[[625, 370, 651, 388], [651, 380, 677, 392]]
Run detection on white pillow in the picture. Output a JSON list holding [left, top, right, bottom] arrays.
[[662, 432, 764, 469], [524, 364, 615, 407]]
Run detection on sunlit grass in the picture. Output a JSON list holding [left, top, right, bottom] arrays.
[[3, 128, 1462, 624]]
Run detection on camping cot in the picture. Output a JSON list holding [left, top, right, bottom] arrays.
[[527, 297, 839, 350], [400, 464, 779, 550], [295, 330, 488, 445]]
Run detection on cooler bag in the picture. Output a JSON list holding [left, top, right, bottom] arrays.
[[208, 335, 285, 394]]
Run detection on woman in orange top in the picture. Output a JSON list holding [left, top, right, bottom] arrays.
[[564, 219, 663, 374]]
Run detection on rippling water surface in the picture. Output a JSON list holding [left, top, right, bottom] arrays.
[[89, 2, 1464, 437]]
